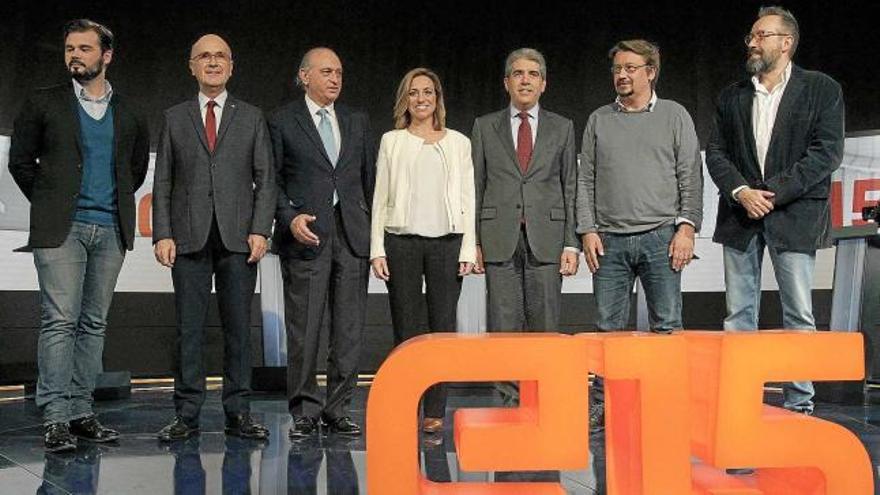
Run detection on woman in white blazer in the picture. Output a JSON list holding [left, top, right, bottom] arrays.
[[370, 67, 476, 434]]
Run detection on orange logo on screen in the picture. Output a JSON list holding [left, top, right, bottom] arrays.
[[366, 331, 872, 495]]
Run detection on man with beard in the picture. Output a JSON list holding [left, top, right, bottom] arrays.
[[577, 39, 702, 431], [706, 6, 844, 415], [9, 19, 149, 452]]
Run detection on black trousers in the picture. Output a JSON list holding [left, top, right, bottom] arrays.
[[384, 232, 463, 419], [281, 207, 368, 420], [171, 219, 256, 425]]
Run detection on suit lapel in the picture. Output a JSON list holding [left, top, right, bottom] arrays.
[[492, 110, 521, 173], [335, 104, 352, 171], [737, 84, 761, 176], [109, 95, 122, 174], [187, 99, 210, 153], [293, 100, 334, 169], [216, 95, 237, 149], [765, 66, 805, 177], [65, 85, 83, 159]]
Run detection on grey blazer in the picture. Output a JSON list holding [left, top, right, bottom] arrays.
[[152, 94, 276, 255], [471, 107, 578, 263]]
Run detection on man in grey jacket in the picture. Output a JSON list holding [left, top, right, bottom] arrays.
[[152, 34, 275, 442], [471, 47, 579, 338], [577, 39, 703, 431]]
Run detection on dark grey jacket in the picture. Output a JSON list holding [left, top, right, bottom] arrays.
[[706, 65, 845, 252], [152, 94, 276, 254], [471, 108, 578, 263]]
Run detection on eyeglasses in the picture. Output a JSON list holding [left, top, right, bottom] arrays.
[[611, 64, 650, 75], [743, 31, 791, 46], [190, 51, 231, 64]]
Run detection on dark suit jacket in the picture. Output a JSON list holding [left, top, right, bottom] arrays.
[[268, 98, 376, 259], [471, 107, 578, 263], [9, 82, 150, 250], [706, 65, 845, 252], [152, 94, 276, 255]]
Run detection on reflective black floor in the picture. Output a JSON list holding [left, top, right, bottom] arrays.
[[0, 386, 878, 494]]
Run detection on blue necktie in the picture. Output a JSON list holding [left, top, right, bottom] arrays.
[[317, 108, 338, 164], [317, 108, 339, 205]]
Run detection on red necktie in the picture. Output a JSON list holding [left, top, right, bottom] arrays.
[[517, 111, 532, 174], [206, 100, 217, 152]]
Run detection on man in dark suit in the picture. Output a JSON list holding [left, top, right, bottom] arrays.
[[152, 34, 275, 441], [471, 47, 579, 340], [707, 6, 845, 414], [269, 47, 375, 438], [9, 19, 149, 452]]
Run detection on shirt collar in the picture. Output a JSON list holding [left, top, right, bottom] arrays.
[[198, 90, 228, 109], [305, 94, 336, 117], [510, 103, 539, 120], [72, 78, 113, 103], [752, 61, 792, 95], [615, 91, 657, 113]]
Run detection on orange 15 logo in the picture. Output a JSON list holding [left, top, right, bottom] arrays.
[[366, 331, 872, 495]]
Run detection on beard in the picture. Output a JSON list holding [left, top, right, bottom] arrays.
[[615, 82, 633, 98], [68, 58, 104, 83], [745, 48, 778, 75]]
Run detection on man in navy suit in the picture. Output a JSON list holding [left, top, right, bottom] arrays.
[[707, 5, 845, 414], [269, 47, 375, 438]]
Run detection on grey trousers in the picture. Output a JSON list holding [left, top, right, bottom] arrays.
[[484, 227, 562, 332], [281, 207, 368, 421]]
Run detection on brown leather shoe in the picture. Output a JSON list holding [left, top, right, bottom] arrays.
[[422, 417, 443, 433]]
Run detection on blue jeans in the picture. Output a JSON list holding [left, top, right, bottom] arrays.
[[592, 225, 682, 405], [723, 233, 816, 412], [33, 221, 125, 425]]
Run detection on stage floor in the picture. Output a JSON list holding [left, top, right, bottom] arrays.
[[0, 386, 878, 494]]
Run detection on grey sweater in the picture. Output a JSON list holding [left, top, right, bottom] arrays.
[[576, 98, 703, 235]]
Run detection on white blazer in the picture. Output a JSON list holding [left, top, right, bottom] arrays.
[[370, 128, 476, 263]]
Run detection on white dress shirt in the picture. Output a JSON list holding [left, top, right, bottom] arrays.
[[198, 90, 228, 133], [752, 62, 792, 177], [304, 94, 341, 157]]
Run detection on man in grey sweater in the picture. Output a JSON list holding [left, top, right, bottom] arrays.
[[576, 39, 702, 431]]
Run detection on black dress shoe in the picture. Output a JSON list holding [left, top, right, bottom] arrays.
[[225, 413, 269, 440], [288, 416, 319, 439], [44, 423, 77, 453], [322, 416, 362, 436], [69, 415, 119, 443], [157, 416, 199, 442]]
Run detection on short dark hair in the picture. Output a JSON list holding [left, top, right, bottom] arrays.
[[757, 5, 800, 55], [608, 39, 661, 88], [63, 19, 114, 52]]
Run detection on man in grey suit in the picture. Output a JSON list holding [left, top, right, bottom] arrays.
[[472, 47, 579, 337], [471, 46, 577, 484], [152, 34, 275, 442], [269, 47, 375, 438]]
